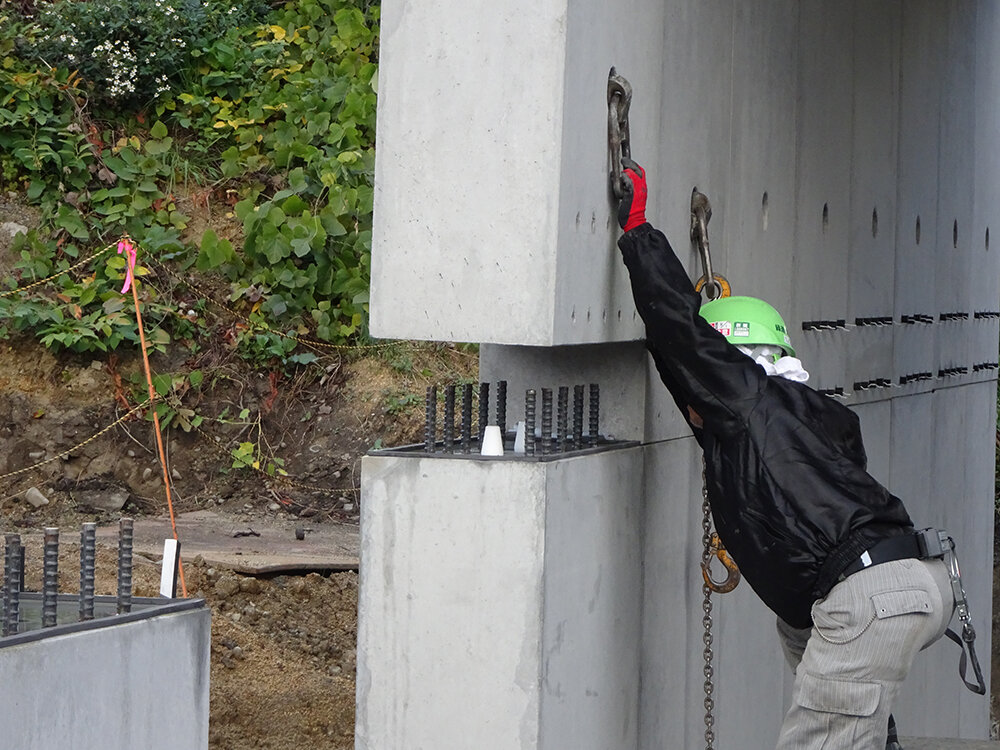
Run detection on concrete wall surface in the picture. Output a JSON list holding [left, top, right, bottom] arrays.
[[0, 605, 210, 750], [366, 0, 999, 745], [357, 449, 643, 750]]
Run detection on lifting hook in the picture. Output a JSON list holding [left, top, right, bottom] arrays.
[[607, 67, 633, 200], [701, 532, 741, 594], [690, 188, 730, 300]]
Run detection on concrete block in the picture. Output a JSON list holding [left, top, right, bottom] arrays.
[[0, 598, 210, 750], [357, 448, 643, 750]]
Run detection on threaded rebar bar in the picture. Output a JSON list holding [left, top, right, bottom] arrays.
[[118, 518, 134, 615], [588, 383, 600, 446], [496, 380, 507, 438], [573, 384, 585, 448], [43, 527, 59, 628], [424, 385, 437, 453], [478, 382, 489, 443], [4, 534, 22, 637], [461, 384, 473, 453], [525, 389, 537, 456], [557, 386, 569, 452], [443, 385, 456, 452], [79, 522, 96, 622], [541, 388, 553, 455]]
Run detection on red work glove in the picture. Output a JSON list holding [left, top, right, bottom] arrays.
[[617, 158, 647, 232]]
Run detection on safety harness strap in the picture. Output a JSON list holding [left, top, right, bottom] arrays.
[[944, 626, 987, 695]]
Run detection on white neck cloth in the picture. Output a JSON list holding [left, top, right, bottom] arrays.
[[736, 345, 810, 383]]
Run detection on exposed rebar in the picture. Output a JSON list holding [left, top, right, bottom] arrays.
[[496, 380, 508, 438], [80, 522, 96, 622], [589, 383, 601, 446], [43, 527, 59, 628], [573, 384, 585, 447], [557, 386, 569, 452], [3, 534, 22, 636], [478, 382, 490, 443], [424, 385, 437, 453], [541, 388, 553, 455], [443, 385, 456, 452], [118, 518, 134, 615], [525, 389, 537, 456], [461, 383, 473, 453]]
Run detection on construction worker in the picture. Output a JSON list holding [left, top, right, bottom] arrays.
[[615, 159, 955, 750]]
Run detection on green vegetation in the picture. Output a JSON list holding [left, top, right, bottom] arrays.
[[0, 0, 378, 358]]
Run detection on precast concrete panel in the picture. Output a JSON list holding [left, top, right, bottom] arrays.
[[934, 3, 977, 381], [637, 439, 703, 750], [791, 2, 854, 395], [640, 3, 737, 443], [370, 0, 568, 345], [357, 449, 643, 750], [893, 3, 945, 397], [0, 608, 210, 750], [846, 1, 900, 404], [723, 2, 798, 311], [552, 1, 665, 345]]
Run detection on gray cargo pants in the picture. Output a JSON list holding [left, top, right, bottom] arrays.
[[775, 558, 953, 750]]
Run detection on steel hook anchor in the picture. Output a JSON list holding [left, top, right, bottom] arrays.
[[701, 532, 741, 594], [691, 188, 730, 300], [607, 67, 633, 200]]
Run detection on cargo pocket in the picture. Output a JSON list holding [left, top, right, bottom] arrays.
[[871, 589, 932, 620], [797, 673, 881, 717]]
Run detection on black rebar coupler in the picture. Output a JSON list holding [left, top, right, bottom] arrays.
[[43, 527, 59, 628], [424, 385, 437, 453]]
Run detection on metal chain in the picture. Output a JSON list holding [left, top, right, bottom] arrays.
[[700, 458, 716, 750]]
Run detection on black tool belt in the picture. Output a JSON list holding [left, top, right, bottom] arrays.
[[836, 531, 931, 583]]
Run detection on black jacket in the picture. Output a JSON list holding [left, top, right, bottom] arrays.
[[620, 223, 913, 628]]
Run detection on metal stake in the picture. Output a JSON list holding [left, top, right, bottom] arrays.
[[525, 389, 537, 456], [443, 385, 456, 452], [589, 383, 600, 446], [43, 527, 59, 628], [118, 518, 134, 615], [424, 385, 437, 453], [496, 380, 508, 438], [478, 382, 490, 443], [541, 388, 553, 455], [80, 522, 96, 622]]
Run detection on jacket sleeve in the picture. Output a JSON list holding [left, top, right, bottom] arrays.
[[618, 223, 767, 435]]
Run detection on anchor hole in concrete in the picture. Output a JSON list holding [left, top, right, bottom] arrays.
[[953, 219, 958, 248], [761, 191, 769, 231], [822, 203, 829, 233], [872, 207, 878, 238], [916, 215, 921, 245], [986, 227, 990, 251]]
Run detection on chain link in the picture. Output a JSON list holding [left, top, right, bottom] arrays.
[[701, 458, 716, 750]]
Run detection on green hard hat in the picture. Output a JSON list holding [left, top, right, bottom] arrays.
[[699, 295, 795, 357]]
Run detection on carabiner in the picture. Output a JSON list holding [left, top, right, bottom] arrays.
[[701, 532, 741, 594], [607, 67, 633, 200]]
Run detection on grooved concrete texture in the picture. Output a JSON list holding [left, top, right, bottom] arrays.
[[366, 0, 999, 746], [0, 604, 210, 750]]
